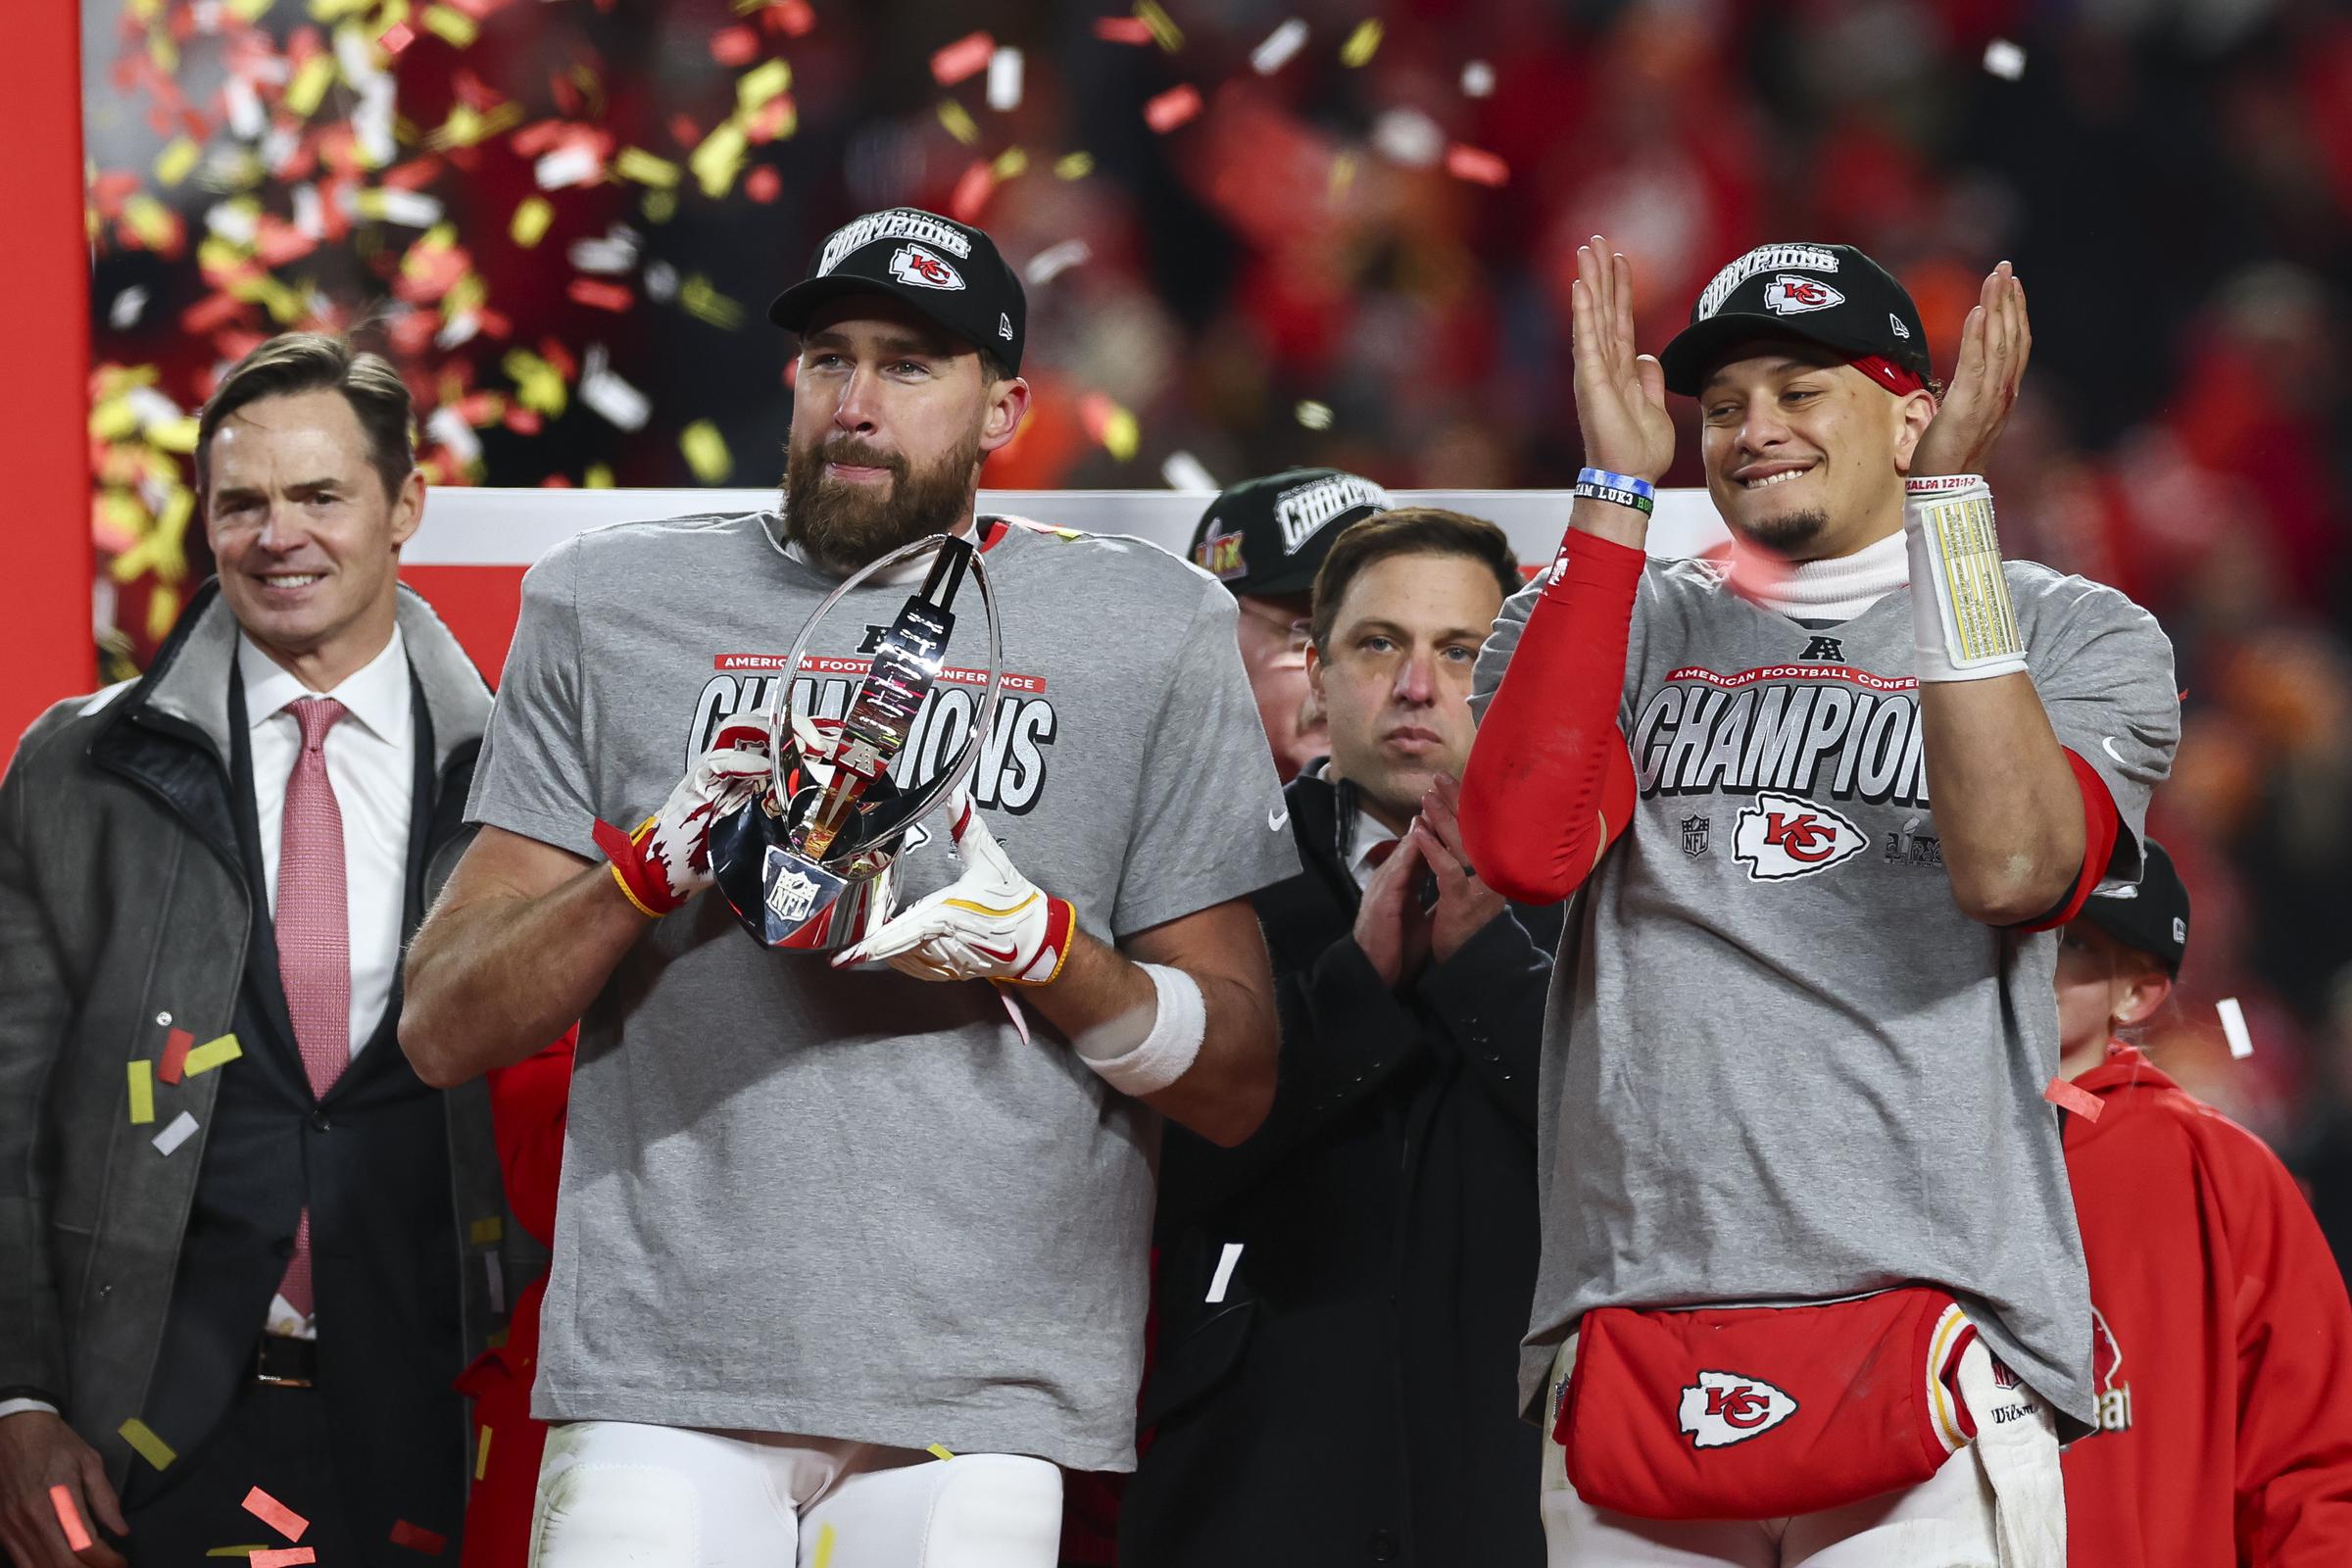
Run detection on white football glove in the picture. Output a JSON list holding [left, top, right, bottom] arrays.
[[591, 720, 772, 916], [831, 787, 1076, 985]]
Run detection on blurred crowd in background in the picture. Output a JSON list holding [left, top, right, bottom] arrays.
[[81, 0, 2352, 1253]]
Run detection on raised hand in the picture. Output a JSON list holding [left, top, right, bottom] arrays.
[[1571, 237, 1675, 484], [1912, 262, 2032, 479]]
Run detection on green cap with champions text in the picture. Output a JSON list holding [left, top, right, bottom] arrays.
[[1660, 242, 1931, 399], [768, 207, 1027, 373]]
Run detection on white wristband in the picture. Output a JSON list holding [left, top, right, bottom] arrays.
[[1072, 961, 1204, 1098], [1904, 474, 2029, 682]]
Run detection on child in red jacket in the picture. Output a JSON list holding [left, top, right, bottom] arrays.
[[2057, 841, 2352, 1565]]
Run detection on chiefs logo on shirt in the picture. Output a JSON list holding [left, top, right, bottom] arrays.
[[1731, 791, 1869, 881], [2090, 1305, 2132, 1432], [1678, 1371, 1799, 1448]]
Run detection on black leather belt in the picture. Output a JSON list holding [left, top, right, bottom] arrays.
[[252, 1335, 318, 1389]]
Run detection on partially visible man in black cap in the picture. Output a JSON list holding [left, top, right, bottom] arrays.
[[1188, 469, 1391, 780], [401, 206, 1297, 1567]]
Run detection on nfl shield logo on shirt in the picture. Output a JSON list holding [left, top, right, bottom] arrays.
[[1678, 1371, 1799, 1448], [1682, 815, 1711, 857]]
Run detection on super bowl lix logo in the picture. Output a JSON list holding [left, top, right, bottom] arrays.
[[1678, 1371, 1799, 1448]]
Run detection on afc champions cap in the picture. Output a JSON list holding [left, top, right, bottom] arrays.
[[768, 207, 1028, 374], [2080, 838, 2191, 974], [1189, 468, 1394, 597], [1660, 242, 1932, 399]]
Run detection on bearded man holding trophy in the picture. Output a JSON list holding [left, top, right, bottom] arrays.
[[399, 208, 1297, 1568]]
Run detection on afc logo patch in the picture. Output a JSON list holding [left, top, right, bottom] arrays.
[[1678, 1371, 1799, 1448], [1733, 790, 1868, 880], [1797, 635, 1845, 661]]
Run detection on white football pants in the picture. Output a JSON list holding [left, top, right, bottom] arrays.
[[527, 1421, 1062, 1568], [1539, 1338, 2064, 1568]]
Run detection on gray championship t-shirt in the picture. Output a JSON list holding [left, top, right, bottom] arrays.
[[466, 512, 1298, 1469], [1473, 552, 2179, 1430]]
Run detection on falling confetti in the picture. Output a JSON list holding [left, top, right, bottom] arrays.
[[1296, 400, 1334, 430], [1462, 60, 1494, 96], [1445, 143, 1510, 186], [1983, 39, 2026, 80], [1341, 20, 1384, 68], [2218, 997, 2254, 1058], [1092, 17, 1152, 44], [1251, 20, 1308, 75], [937, 100, 981, 146], [1161, 451, 1216, 490], [680, 421, 733, 482], [931, 32, 995, 87], [986, 48, 1024, 112], [510, 197, 555, 249], [1024, 238, 1092, 286], [1134, 2, 1184, 51], [1144, 84, 1202, 133]]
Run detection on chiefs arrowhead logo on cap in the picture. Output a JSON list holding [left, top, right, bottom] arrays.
[[888, 244, 965, 291], [1678, 1371, 1800, 1448], [1763, 275, 1845, 316]]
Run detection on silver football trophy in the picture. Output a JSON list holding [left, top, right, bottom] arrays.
[[709, 532, 1002, 950]]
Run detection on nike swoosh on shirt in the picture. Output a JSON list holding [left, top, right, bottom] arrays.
[[1268, 807, 1290, 830], [2100, 736, 2127, 765]]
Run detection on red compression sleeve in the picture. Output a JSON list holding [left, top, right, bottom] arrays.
[[1461, 531, 1644, 906], [2015, 751, 2121, 931]]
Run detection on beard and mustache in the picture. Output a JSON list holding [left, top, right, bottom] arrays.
[[1737, 506, 1831, 557], [781, 424, 983, 576]]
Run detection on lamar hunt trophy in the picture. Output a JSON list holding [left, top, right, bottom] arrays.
[[709, 531, 1002, 950]]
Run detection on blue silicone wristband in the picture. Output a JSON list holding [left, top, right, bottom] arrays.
[[1578, 466, 1656, 500]]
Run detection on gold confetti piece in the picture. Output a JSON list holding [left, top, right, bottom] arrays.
[[811, 1522, 837, 1568], [204, 1546, 271, 1557], [228, 0, 275, 20], [680, 275, 746, 329], [642, 189, 678, 223], [991, 147, 1028, 180], [1296, 400, 1334, 430], [149, 416, 200, 455], [468, 1216, 503, 1246], [474, 1425, 492, 1481], [154, 138, 201, 188], [613, 148, 680, 188], [419, 4, 476, 46], [120, 1417, 177, 1470], [925, 1444, 956, 1461], [182, 1035, 243, 1077], [127, 1060, 155, 1125], [736, 59, 792, 113], [680, 421, 732, 482], [146, 586, 181, 644], [285, 55, 336, 118], [585, 465, 614, 489], [1134, 1, 1183, 52], [1054, 151, 1094, 180], [1102, 406, 1140, 461], [691, 120, 750, 198], [937, 100, 979, 146], [122, 196, 177, 251], [1340, 19, 1384, 67], [510, 197, 554, 248], [1328, 154, 1355, 202]]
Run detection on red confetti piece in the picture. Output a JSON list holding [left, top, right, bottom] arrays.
[[242, 1485, 310, 1543], [746, 167, 782, 203], [567, 279, 634, 313], [710, 25, 759, 66], [766, 0, 816, 36], [1093, 17, 1153, 44], [2043, 1077, 2102, 1122], [539, 338, 578, 380], [157, 1027, 194, 1086], [947, 161, 997, 222], [746, 95, 794, 144], [251, 1551, 316, 1568], [389, 1520, 449, 1555], [1143, 83, 1201, 133], [930, 31, 995, 87], [49, 1487, 92, 1552], [378, 23, 416, 55], [669, 113, 702, 148], [1444, 143, 1510, 187], [504, 407, 544, 435]]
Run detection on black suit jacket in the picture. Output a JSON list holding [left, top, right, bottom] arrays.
[[1123, 767, 1563, 1567]]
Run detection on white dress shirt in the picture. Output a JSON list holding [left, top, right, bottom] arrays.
[[239, 625, 416, 1062], [1346, 806, 1400, 893]]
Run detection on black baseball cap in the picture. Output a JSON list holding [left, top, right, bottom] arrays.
[[1188, 467, 1394, 597], [2079, 839, 2190, 973], [768, 207, 1027, 373], [1660, 242, 1931, 398]]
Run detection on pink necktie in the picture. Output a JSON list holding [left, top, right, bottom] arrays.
[[275, 696, 349, 1320]]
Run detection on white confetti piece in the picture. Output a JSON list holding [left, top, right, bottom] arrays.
[[1296, 400, 1333, 430], [1161, 451, 1217, 491], [1461, 60, 1494, 97], [1372, 107, 1445, 169], [223, 75, 266, 140], [435, 313, 482, 350], [109, 287, 149, 330], [152, 1111, 199, 1157], [1250, 19, 1308, 75], [535, 144, 604, 191], [1023, 238, 1092, 286], [368, 188, 445, 226], [1206, 1242, 1244, 1303], [291, 184, 325, 239], [1984, 39, 2026, 79], [567, 226, 640, 274], [986, 48, 1024, 113], [2218, 997, 2254, 1059], [205, 202, 260, 245], [580, 346, 652, 431], [425, 406, 482, 468], [645, 261, 680, 303]]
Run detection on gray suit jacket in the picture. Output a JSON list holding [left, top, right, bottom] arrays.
[[0, 580, 545, 1492]]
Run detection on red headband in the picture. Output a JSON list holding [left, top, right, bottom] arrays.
[[1851, 354, 1929, 397]]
